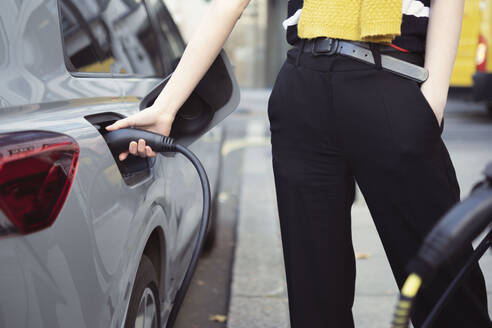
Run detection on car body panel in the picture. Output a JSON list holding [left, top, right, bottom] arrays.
[[0, 0, 239, 327]]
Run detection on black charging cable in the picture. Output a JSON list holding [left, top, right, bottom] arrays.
[[104, 128, 211, 328], [391, 163, 492, 328]]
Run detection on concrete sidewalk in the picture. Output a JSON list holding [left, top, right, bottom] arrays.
[[226, 89, 492, 328], [227, 119, 289, 328]]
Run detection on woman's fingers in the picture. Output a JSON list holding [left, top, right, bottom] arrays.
[[119, 152, 130, 161], [106, 117, 135, 131], [104, 108, 163, 159], [122, 140, 157, 159], [137, 139, 146, 157], [146, 146, 157, 157], [105, 107, 161, 131], [129, 141, 138, 155]]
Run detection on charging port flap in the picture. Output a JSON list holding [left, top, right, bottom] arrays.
[[139, 51, 239, 146]]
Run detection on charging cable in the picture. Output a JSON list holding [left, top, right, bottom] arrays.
[[391, 166, 492, 328], [104, 128, 211, 328]]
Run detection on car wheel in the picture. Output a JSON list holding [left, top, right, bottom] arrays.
[[125, 255, 161, 328], [202, 193, 218, 252]]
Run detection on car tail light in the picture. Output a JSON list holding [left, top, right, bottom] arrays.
[[0, 131, 79, 236], [476, 34, 488, 72]]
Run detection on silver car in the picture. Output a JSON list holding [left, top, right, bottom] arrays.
[[0, 0, 239, 327]]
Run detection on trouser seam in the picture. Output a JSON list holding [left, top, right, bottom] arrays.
[[372, 74, 425, 239]]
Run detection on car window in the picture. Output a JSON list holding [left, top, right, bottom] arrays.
[[59, 0, 108, 73], [148, 0, 186, 72], [58, 0, 165, 77], [108, 0, 164, 76]]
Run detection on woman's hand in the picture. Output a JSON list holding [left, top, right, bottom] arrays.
[[104, 0, 249, 161], [105, 106, 175, 160], [420, 81, 447, 127], [102, 0, 249, 162]]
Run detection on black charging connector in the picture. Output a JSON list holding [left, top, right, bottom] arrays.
[[104, 128, 177, 153], [392, 164, 492, 328], [104, 128, 211, 328], [415, 183, 492, 275]]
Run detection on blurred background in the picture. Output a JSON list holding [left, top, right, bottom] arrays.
[[166, 0, 492, 107], [164, 0, 288, 88]]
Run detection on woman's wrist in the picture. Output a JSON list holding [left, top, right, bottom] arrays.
[[420, 78, 448, 123], [150, 101, 178, 121], [423, 76, 448, 97]]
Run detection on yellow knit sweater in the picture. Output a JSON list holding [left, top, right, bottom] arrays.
[[298, 0, 402, 44]]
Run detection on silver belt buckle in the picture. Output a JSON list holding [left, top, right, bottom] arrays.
[[312, 38, 339, 56]]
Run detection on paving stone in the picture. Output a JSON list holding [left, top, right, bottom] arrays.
[[353, 295, 398, 328], [228, 297, 290, 328], [228, 119, 289, 327]]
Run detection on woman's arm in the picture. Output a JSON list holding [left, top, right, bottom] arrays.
[[107, 0, 250, 160], [420, 0, 465, 126]]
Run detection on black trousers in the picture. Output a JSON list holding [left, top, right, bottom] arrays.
[[267, 47, 490, 328]]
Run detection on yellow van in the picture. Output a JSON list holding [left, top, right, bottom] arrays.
[[451, 0, 481, 88], [473, 0, 492, 114]]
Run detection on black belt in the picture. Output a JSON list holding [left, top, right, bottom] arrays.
[[296, 38, 429, 83]]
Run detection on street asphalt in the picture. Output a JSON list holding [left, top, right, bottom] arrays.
[[173, 109, 247, 328], [175, 89, 492, 328]]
